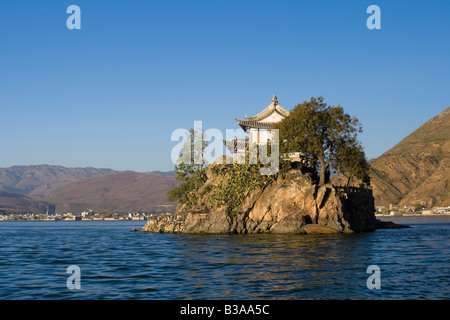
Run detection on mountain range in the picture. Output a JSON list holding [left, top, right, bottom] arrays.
[[0, 165, 114, 199], [0, 165, 178, 214], [44, 170, 178, 214]]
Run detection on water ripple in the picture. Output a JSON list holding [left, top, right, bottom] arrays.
[[0, 218, 448, 299]]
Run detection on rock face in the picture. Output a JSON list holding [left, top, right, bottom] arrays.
[[141, 167, 402, 234]]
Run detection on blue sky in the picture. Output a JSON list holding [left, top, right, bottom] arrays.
[[1, 0, 449, 172]]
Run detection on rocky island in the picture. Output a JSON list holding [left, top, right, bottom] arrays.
[[140, 96, 408, 234], [140, 164, 405, 234], [141, 96, 412, 234]]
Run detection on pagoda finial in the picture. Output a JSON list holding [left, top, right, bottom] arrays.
[[272, 95, 278, 105]]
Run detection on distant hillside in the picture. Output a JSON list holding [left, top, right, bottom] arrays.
[[0, 165, 179, 214], [0, 165, 114, 199], [44, 171, 180, 214], [148, 171, 176, 177], [370, 107, 450, 207], [0, 191, 54, 215]]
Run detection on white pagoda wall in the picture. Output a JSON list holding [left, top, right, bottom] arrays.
[[248, 128, 275, 145]]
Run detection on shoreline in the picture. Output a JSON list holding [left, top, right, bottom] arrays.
[[0, 218, 148, 222], [2, 214, 448, 222], [376, 213, 450, 217]]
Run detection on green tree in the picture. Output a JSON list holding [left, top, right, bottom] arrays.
[[167, 128, 209, 208], [333, 141, 370, 186], [275, 97, 368, 186]]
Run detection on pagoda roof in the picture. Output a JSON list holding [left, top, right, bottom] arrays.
[[235, 95, 289, 131], [234, 120, 274, 129]]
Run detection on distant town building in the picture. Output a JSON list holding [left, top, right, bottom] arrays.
[[436, 206, 450, 213], [389, 204, 399, 210]]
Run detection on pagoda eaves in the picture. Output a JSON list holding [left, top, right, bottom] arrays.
[[235, 95, 289, 132]]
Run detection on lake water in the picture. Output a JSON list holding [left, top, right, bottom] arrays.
[[0, 216, 448, 300]]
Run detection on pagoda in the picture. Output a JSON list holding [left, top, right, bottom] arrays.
[[224, 95, 290, 156], [235, 95, 289, 144]]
